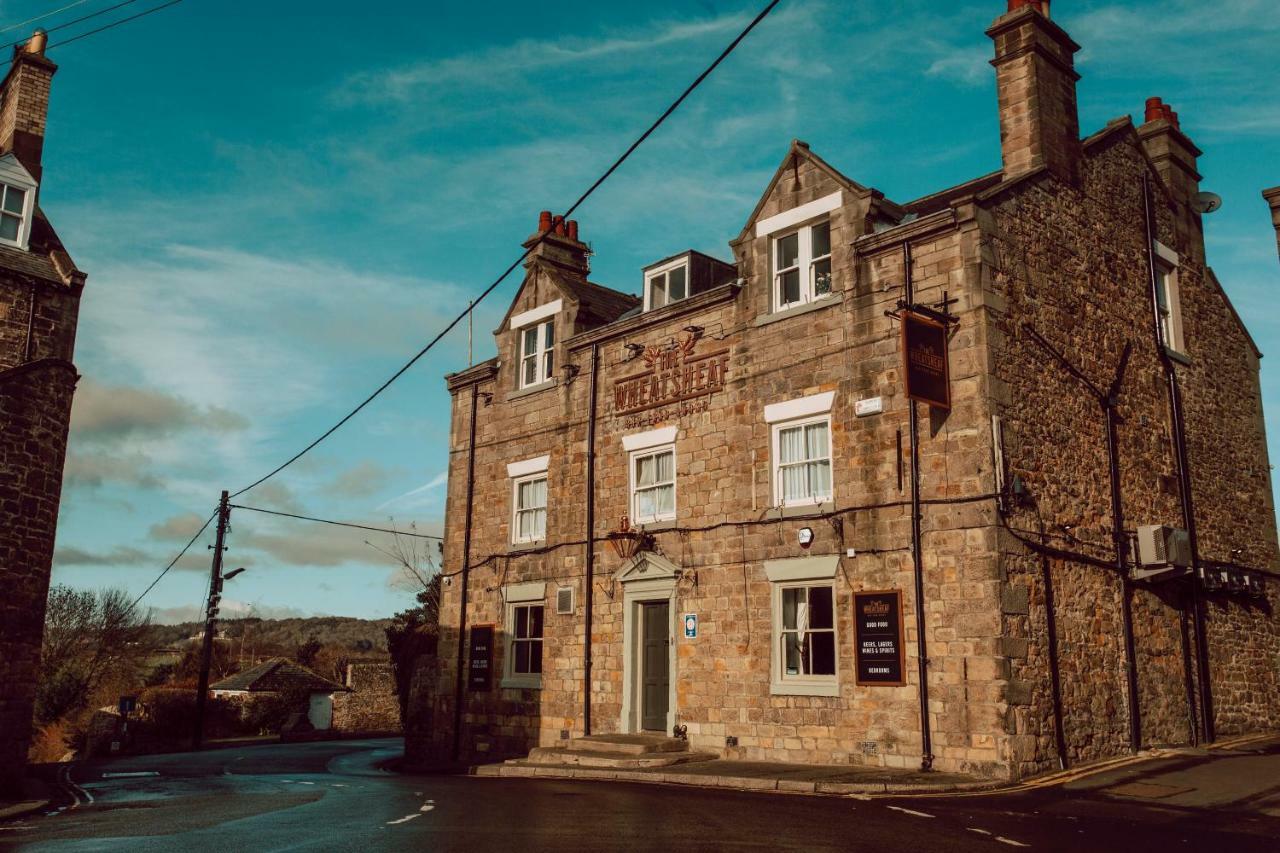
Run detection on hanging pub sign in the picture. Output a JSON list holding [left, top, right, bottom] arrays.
[[901, 311, 950, 410], [468, 625, 494, 691], [854, 590, 906, 686], [613, 330, 730, 428]]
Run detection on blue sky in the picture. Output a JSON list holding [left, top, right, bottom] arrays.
[[34, 0, 1280, 622]]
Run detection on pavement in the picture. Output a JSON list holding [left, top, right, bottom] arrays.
[[0, 734, 1276, 851]]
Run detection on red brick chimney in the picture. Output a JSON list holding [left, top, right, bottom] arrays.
[[0, 31, 57, 185], [986, 0, 1082, 183], [1263, 186, 1280, 265], [523, 209, 590, 278], [1138, 97, 1205, 263]]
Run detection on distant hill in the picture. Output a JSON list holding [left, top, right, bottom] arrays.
[[147, 616, 392, 653]]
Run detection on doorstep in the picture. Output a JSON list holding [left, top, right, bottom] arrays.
[[473, 756, 995, 795]]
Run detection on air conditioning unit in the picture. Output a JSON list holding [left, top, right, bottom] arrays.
[[1133, 524, 1192, 581]]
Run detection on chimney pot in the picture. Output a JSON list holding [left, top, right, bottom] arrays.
[[1007, 0, 1048, 16], [1145, 97, 1165, 123], [24, 29, 47, 56], [553, 215, 566, 236], [538, 210, 552, 232], [567, 220, 579, 241], [1169, 110, 1180, 130]]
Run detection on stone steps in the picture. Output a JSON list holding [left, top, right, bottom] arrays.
[[519, 746, 717, 769], [561, 733, 689, 756]]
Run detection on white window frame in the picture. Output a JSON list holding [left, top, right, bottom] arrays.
[[508, 456, 549, 544], [644, 258, 689, 312], [502, 582, 546, 690], [770, 415, 833, 508], [518, 319, 556, 389], [764, 555, 840, 697], [771, 219, 833, 312], [629, 444, 676, 525], [0, 179, 35, 251], [1153, 241, 1186, 357]]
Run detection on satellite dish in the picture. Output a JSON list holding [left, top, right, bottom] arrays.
[[1194, 191, 1223, 214]]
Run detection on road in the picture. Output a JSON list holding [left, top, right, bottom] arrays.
[[2, 737, 1278, 851]]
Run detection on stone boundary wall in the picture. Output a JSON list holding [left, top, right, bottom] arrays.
[[331, 662, 402, 733]]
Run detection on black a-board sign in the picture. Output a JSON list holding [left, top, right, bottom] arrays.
[[901, 311, 950, 410], [854, 590, 906, 686], [468, 625, 494, 691]]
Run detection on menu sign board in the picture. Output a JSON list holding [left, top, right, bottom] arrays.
[[854, 590, 905, 686], [901, 311, 950, 410], [468, 625, 494, 691]]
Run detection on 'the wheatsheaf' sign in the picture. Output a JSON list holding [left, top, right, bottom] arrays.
[[613, 332, 729, 424], [901, 311, 950, 410]]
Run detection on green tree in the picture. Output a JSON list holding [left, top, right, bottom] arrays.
[[294, 636, 322, 669]]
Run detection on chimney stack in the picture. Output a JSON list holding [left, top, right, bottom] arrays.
[[1263, 187, 1280, 265], [0, 30, 57, 184], [1138, 97, 1205, 263], [523, 210, 590, 277], [987, 1, 1082, 184]]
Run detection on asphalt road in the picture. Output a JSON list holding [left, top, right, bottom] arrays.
[[2, 737, 1278, 852]]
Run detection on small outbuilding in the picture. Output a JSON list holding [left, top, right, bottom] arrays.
[[210, 658, 347, 731]]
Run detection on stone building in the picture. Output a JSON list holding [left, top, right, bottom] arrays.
[[0, 32, 85, 797], [330, 662, 403, 734], [418, 1, 1280, 779]]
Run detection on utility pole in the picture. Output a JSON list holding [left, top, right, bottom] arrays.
[[192, 490, 231, 751]]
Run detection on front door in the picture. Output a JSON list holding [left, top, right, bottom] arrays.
[[640, 601, 670, 732]]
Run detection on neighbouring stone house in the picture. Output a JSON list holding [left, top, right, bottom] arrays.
[[418, 1, 1280, 780], [210, 658, 348, 732], [0, 31, 86, 797], [331, 662, 402, 733]]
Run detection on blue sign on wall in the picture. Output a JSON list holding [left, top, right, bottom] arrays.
[[683, 613, 697, 639]]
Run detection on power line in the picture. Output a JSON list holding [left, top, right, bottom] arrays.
[[126, 508, 217, 615], [0, 0, 94, 34], [43, 0, 184, 51], [230, 0, 782, 499], [229, 503, 443, 540]]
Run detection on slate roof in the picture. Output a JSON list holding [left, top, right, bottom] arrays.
[[551, 272, 641, 328], [210, 658, 347, 694]]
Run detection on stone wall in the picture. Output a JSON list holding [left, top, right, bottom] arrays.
[[0, 357, 77, 795], [983, 126, 1280, 777], [330, 662, 402, 733]]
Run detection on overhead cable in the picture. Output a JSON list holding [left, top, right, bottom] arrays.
[[229, 0, 784, 499]]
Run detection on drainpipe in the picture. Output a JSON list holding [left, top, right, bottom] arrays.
[[903, 241, 934, 772], [1105, 373, 1143, 753], [1142, 174, 1214, 743], [583, 343, 599, 735], [451, 384, 480, 761]]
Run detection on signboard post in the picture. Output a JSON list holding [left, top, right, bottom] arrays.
[[854, 590, 906, 686], [901, 311, 950, 410], [468, 625, 494, 691]]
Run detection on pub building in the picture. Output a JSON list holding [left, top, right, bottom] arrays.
[[419, 1, 1280, 780]]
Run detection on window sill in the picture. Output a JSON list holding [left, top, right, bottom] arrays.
[[509, 378, 558, 401], [770, 680, 839, 697], [1164, 346, 1191, 366], [776, 501, 834, 519], [501, 676, 542, 691], [634, 519, 677, 532], [753, 294, 839, 328], [509, 539, 547, 554]]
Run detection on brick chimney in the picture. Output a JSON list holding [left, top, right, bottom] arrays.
[[0, 31, 56, 185], [1138, 97, 1205, 263], [522, 210, 590, 278], [986, 0, 1082, 184], [1264, 186, 1280, 265]]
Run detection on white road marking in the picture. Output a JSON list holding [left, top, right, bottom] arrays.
[[420, 804, 435, 813], [387, 814, 421, 825], [332, 783, 347, 788], [886, 806, 935, 818], [996, 837, 1030, 848], [966, 827, 992, 835], [101, 772, 159, 778], [297, 781, 315, 785]]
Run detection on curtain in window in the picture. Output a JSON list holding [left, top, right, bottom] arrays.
[[517, 478, 547, 539], [635, 450, 675, 520], [779, 426, 806, 502], [805, 422, 831, 499]]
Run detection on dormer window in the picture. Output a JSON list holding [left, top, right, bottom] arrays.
[[0, 154, 38, 251], [645, 259, 688, 311], [774, 220, 832, 311], [520, 320, 555, 388]]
